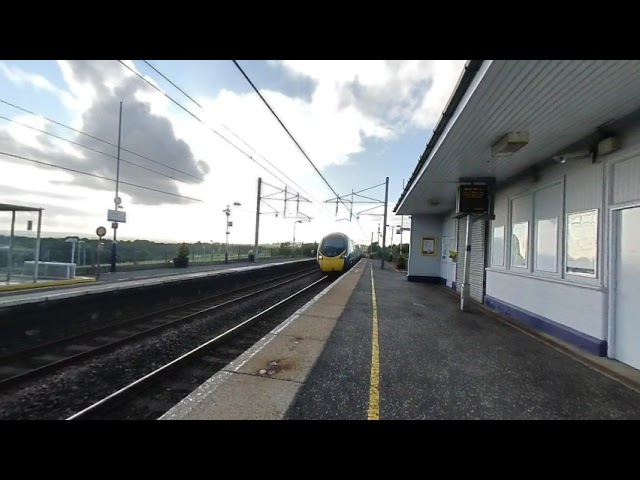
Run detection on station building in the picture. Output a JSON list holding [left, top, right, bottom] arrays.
[[395, 60, 640, 370]]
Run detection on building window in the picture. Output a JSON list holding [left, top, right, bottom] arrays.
[[535, 217, 558, 272], [492, 226, 504, 266], [566, 209, 598, 277], [511, 221, 529, 268]]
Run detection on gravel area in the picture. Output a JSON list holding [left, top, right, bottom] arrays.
[[0, 273, 326, 420], [0, 264, 312, 356]]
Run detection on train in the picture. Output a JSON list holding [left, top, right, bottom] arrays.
[[317, 232, 364, 274]]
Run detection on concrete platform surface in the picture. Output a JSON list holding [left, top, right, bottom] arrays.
[[160, 259, 366, 420], [287, 261, 640, 420], [162, 258, 640, 420]]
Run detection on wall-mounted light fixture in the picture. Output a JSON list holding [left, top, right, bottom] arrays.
[[491, 132, 529, 157], [597, 136, 620, 157]]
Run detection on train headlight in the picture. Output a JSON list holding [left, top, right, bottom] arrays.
[[340, 253, 345, 259], [318, 255, 323, 259]]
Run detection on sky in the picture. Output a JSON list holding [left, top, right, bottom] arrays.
[[0, 60, 467, 246]]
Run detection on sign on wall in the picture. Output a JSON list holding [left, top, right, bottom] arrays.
[[456, 184, 490, 215], [421, 236, 437, 256]]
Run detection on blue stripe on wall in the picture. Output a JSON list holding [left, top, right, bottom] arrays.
[[484, 295, 607, 357], [407, 276, 446, 285]]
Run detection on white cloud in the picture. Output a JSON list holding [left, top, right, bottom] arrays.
[[0, 62, 63, 95], [1, 60, 464, 245], [278, 60, 468, 131], [410, 60, 468, 127]]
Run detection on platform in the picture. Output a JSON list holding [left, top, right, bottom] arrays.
[[0, 258, 313, 310], [162, 258, 640, 420]]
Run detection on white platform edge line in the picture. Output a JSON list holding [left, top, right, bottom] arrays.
[[158, 258, 366, 420]]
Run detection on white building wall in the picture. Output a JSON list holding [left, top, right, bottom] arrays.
[[486, 271, 606, 339], [486, 121, 640, 350], [408, 215, 444, 280], [440, 214, 458, 287]]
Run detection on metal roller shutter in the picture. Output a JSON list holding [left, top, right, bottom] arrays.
[[470, 220, 485, 302], [455, 216, 486, 302], [456, 217, 466, 293]]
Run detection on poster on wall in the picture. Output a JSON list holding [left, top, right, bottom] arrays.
[[421, 236, 436, 256]]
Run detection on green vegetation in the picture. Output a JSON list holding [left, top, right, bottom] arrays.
[[0, 235, 320, 271], [174, 243, 190, 268]]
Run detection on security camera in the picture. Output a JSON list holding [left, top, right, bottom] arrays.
[[553, 149, 591, 164]]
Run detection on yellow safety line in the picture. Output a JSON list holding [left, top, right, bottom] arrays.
[[367, 264, 380, 420], [0, 277, 95, 292]]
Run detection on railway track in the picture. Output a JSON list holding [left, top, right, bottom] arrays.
[[0, 267, 318, 389], [66, 274, 330, 420]]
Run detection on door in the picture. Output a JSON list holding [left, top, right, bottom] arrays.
[[448, 236, 457, 288], [614, 206, 640, 369], [442, 236, 451, 287]]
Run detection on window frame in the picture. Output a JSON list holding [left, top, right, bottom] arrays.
[[510, 220, 529, 270], [564, 208, 599, 279], [534, 216, 559, 273]]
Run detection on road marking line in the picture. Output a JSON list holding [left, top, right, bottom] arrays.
[[368, 264, 380, 420]]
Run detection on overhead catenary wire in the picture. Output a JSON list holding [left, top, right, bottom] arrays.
[[231, 60, 352, 217], [120, 60, 337, 222], [138, 60, 338, 222], [0, 151, 203, 202], [142, 60, 203, 109], [0, 114, 190, 182], [0, 98, 204, 182]]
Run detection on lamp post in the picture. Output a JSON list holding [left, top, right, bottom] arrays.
[[77, 240, 85, 265], [210, 240, 214, 262], [65, 237, 78, 264], [292, 220, 302, 258], [223, 202, 241, 264]]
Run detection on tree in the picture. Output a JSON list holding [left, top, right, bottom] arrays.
[[174, 243, 190, 267]]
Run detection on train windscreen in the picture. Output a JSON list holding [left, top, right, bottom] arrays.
[[319, 234, 347, 257]]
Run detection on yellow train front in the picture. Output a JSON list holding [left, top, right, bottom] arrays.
[[317, 232, 360, 275]]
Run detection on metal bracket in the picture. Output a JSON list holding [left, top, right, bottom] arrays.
[[458, 177, 496, 184]]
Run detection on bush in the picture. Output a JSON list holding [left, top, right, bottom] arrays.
[[174, 243, 190, 268], [396, 256, 406, 269], [177, 243, 190, 259]]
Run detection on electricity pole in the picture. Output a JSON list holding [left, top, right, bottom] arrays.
[[381, 176, 389, 270], [254, 177, 261, 263], [110, 101, 123, 273]]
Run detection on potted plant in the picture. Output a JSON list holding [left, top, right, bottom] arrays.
[[174, 243, 190, 268], [449, 250, 458, 262], [396, 255, 406, 270]]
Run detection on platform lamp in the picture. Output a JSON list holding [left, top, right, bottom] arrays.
[[223, 202, 241, 264], [292, 220, 302, 258]]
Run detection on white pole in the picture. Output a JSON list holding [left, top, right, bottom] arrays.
[[33, 210, 42, 283], [7, 210, 15, 283], [461, 215, 474, 311]]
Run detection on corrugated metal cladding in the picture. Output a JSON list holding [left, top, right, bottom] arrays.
[[456, 216, 486, 302], [400, 60, 640, 216]]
